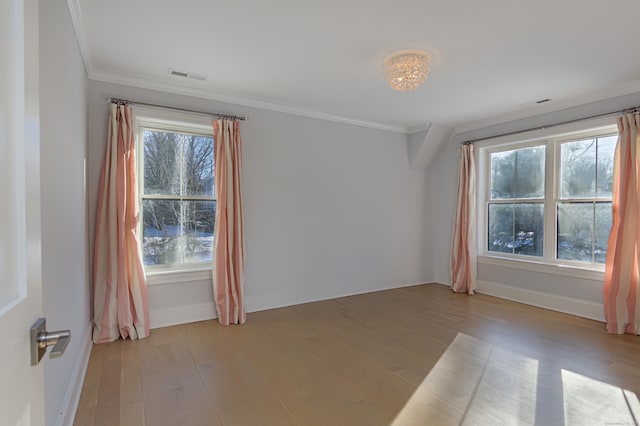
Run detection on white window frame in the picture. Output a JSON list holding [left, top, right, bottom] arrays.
[[133, 106, 215, 282], [476, 116, 617, 280]]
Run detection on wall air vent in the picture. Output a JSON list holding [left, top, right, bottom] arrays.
[[169, 69, 208, 81]]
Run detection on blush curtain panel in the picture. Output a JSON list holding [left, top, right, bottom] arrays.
[[93, 103, 150, 343], [451, 143, 477, 295], [212, 120, 246, 325], [604, 112, 640, 335]]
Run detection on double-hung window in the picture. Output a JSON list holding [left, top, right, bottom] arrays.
[[556, 134, 616, 264], [481, 124, 617, 269], [136, 114, 215, 270], [487, 144, 546, 257]]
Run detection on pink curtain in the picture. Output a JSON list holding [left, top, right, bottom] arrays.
[[451, 143, 477, 294], [93, 103, 149, 343], [212, 120, 246, 325], [604, 112, 640, 335]]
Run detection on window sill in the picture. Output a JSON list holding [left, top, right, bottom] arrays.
[[478, 255, 605, 281], [145, 265, 212, 286]]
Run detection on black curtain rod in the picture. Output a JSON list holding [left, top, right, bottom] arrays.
[[464, 105, 640, 145], [108, 97, 247, 121]]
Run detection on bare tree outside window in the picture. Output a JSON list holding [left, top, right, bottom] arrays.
[[485, 132, 616, 265], [557, 135, 615, 263], [488, 145, 545, 257], [141, 129, 215, 266]]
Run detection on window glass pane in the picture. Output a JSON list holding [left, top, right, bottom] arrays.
[[142, 199, 216, 266], [488, 204, 513, 253], [182, 135, 214, 197], [596, 135, 616, 198], [560, 139, 596, 198], [594, 202, 612, 264], [557, 202, 593, 262], [144, 130, 181, 195], [515, 146, 545, 199], [514, 203, 544, 256], [183, 200, 215, 262], [490, 151, 515, 199], [143, 130, 214, 197]]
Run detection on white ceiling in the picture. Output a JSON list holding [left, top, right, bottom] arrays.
[[70, 0, 640, 133]]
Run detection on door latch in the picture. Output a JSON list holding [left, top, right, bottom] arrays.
[[30, 318, 71, 366]]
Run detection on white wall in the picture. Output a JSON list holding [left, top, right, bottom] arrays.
[[428, 92, 640, 320], [40, 1, 91, 425], [87, 81, 429, 326]]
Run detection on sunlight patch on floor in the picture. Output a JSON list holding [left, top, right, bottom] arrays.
[[391, 333, 539, 425], [562, 369, 640, 426], [391, 332, 639, 426]]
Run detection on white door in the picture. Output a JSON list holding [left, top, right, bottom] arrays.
[[0, 0, 45, 425]]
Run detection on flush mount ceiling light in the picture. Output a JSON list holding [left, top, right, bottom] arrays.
[[383, 51, 431, 91]]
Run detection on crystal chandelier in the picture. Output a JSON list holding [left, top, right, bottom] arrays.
[[383, 51, 430, 91]]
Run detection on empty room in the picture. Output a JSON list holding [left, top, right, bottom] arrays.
[[2, 0, 640, 425]]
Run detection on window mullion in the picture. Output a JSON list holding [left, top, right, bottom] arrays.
[[557, 197, 607, 203], [593, 138, 599, 263], [141, 194, 215, 201], [544, 139, 556, 263], [512, 151, 518, 255], [179, 136, 185, 265]]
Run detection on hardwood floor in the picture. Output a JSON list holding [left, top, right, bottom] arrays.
[[73, 284, 640, 426]]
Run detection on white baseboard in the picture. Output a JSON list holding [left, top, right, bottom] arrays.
[[58, 325, 93, 426], [148, 282, 427, 330], [147, 282, 428, 330], [149, 303, 217, 329], [476, 280, 605, 322], [245, 281, 427, 314]]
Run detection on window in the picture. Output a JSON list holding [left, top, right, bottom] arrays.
[[488, 145, 545, 257], [138, 124, 215, 268], [557, 135, 615, 263], [482, 125, 617, 268]]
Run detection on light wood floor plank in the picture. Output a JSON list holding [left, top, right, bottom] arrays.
[[74, 284, 640, 426]]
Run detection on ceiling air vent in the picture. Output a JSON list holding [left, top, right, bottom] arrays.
[[535, 98, 551, 104], [170, 70, 189, 78], [169, 68, 207, 81]]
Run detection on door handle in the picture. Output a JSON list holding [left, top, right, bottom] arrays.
[[30, 318, 71, 366]]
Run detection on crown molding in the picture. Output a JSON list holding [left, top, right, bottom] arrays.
[[66, 0, 92, 78], [407, 123, 430, 134], [454, 79, 640, 136], [88, 70, 411, 134]]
